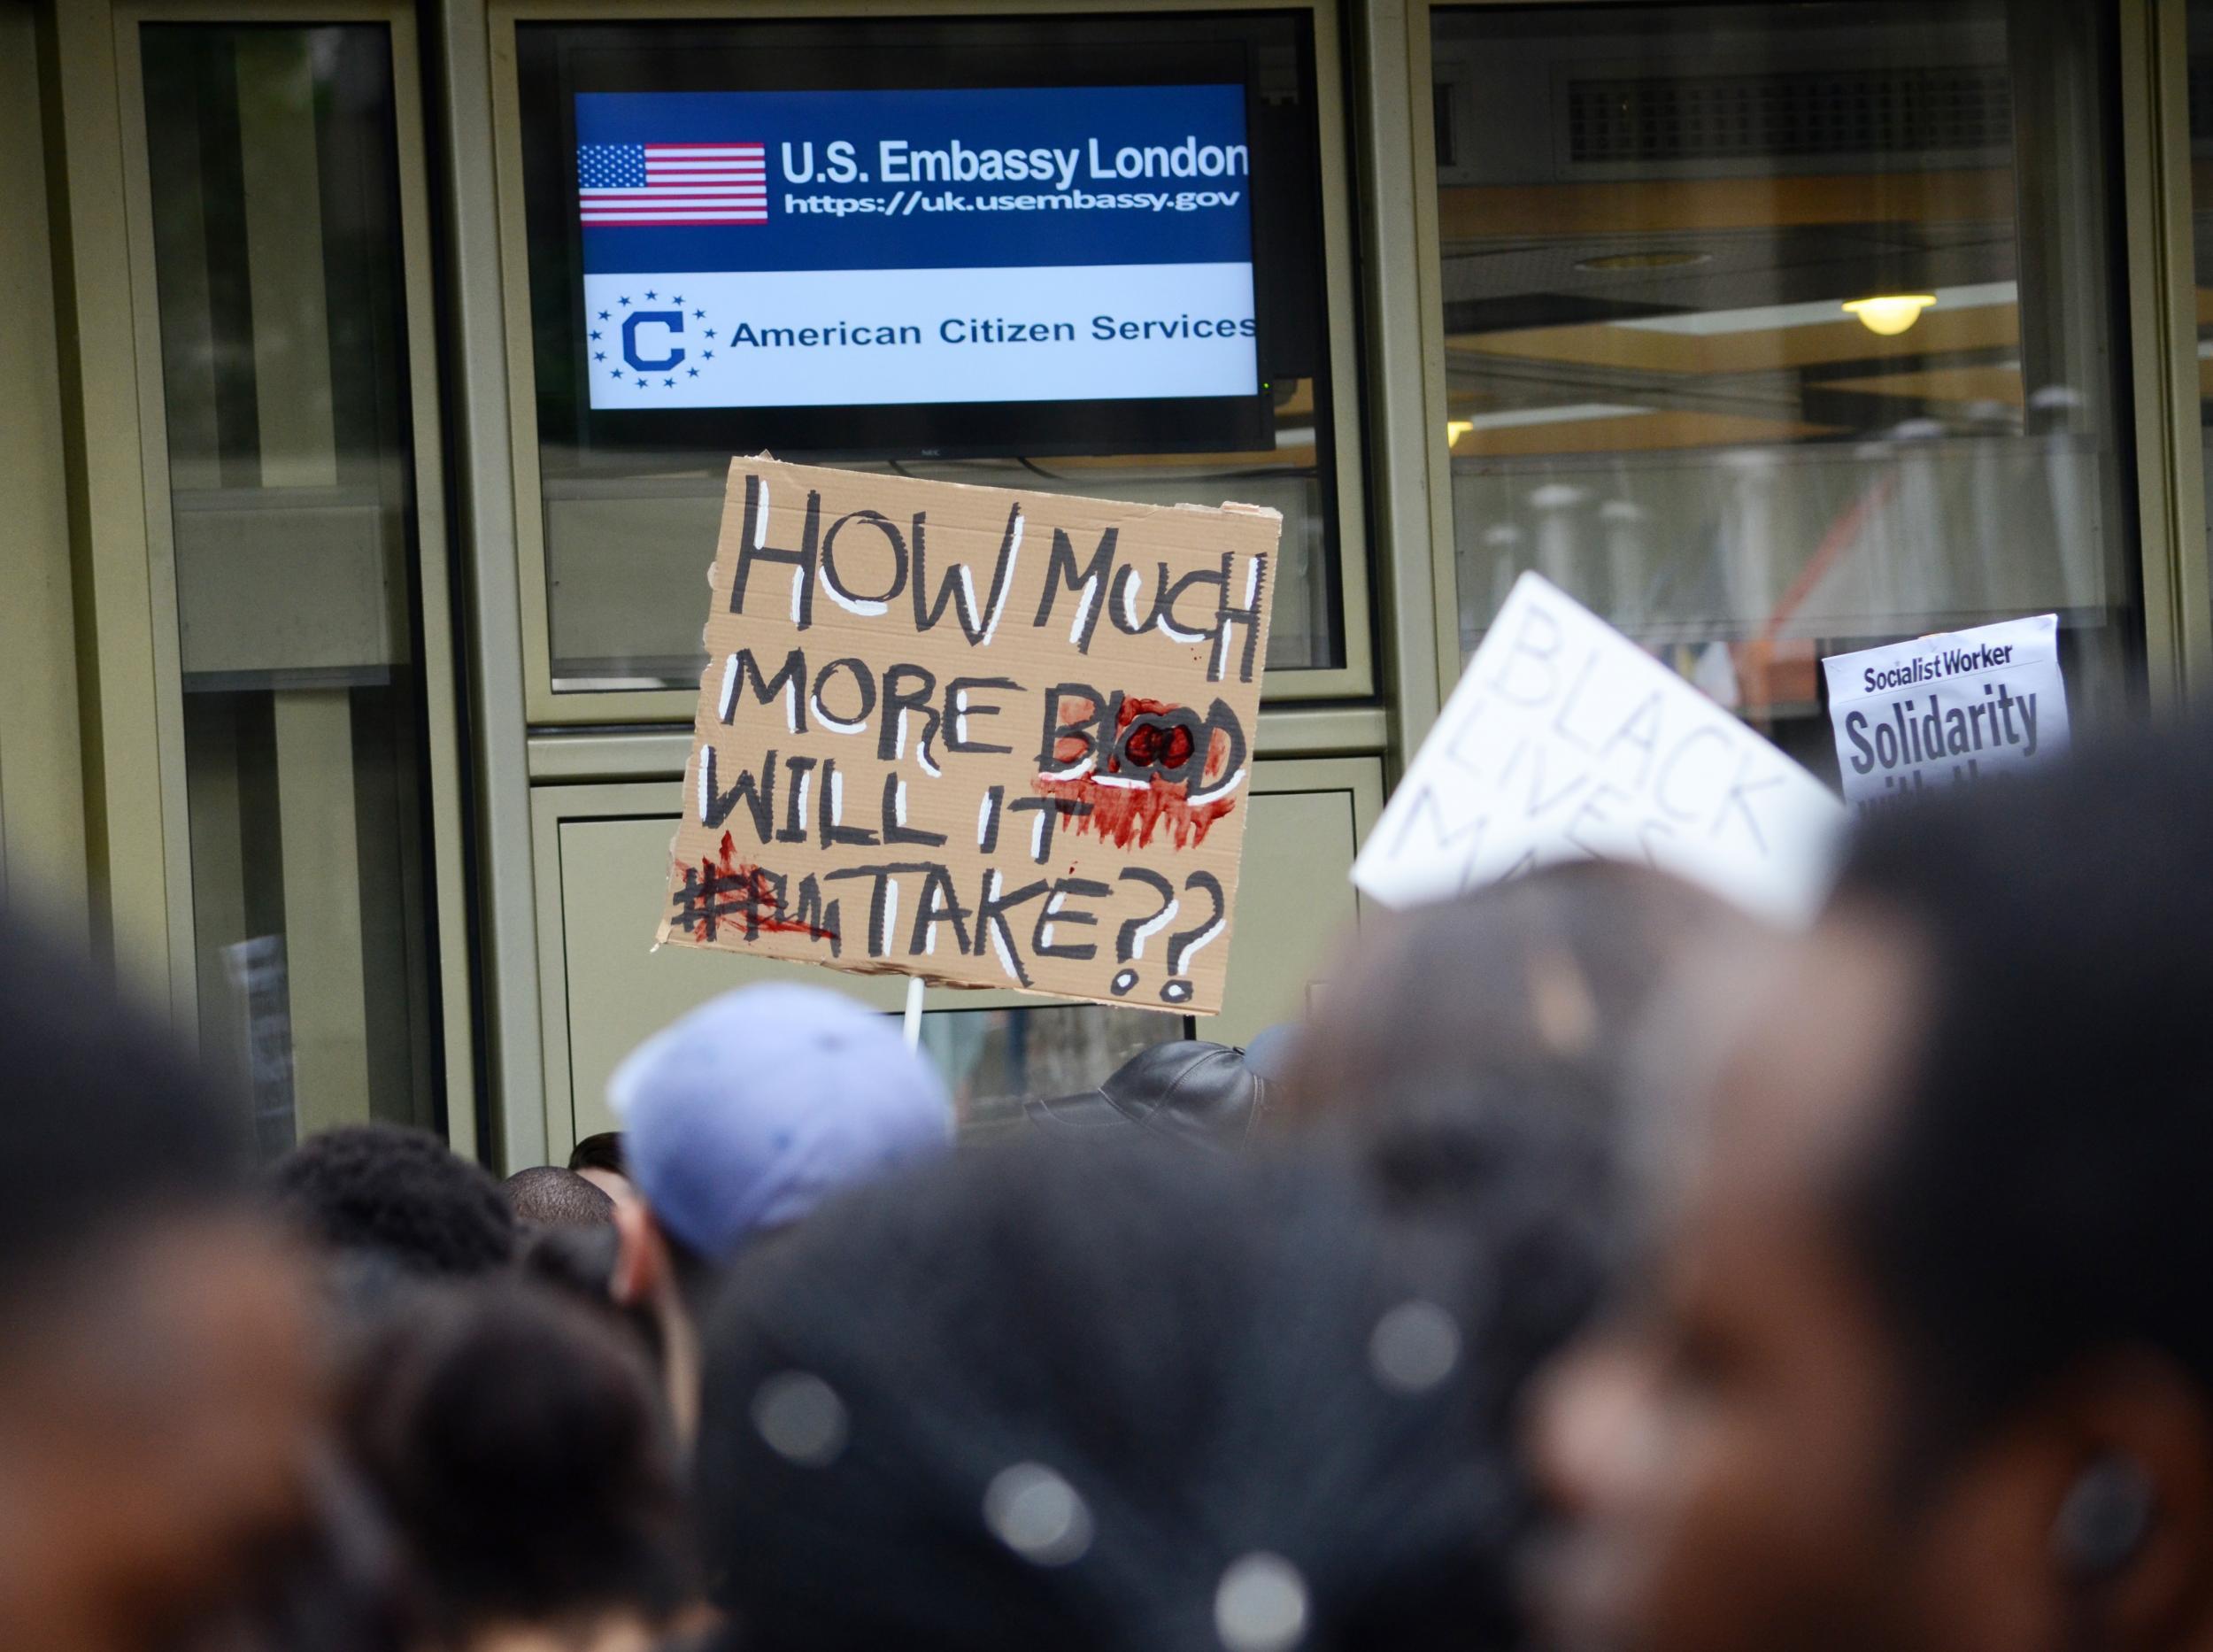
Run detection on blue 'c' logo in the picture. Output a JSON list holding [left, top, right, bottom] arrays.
[[622, 310, 685, 372]]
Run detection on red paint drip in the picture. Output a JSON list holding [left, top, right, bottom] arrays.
[[1036, 774, 1236, 851], [696, 831, 838, 944]]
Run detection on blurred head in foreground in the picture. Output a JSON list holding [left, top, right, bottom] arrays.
[[517, 1221, 667, 1383], [1538, 726, 2213, 1652], [0, 919, 321, 1652], [267, 1123, 516, 1293], [343, 1282, 694, 1652], [1280, 862, 1762, 1326], [697, 1136, 1604, 1652], [606, 983, 952, 1436], [1280, 860, 1760, 1141]]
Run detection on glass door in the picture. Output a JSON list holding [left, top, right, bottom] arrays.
[[136, 19, 462, 1155]]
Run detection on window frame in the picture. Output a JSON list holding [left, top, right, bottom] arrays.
[[528, 753, 1383, 1154], [106, 0, 480, 1150], [487, 0, 1378, 725], [1400, 0, 2213, 712]]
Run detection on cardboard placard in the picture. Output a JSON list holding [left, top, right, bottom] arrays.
[[1353, 573, 1845, 925], [1822, 614, 2070, 816], [656, 458, 1281, 1014]]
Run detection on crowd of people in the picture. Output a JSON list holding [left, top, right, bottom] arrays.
[[9, 718, 2213, 1652]]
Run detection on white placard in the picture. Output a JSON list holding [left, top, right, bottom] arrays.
[[1353, 573, 1846, 925], [1822, 614, 2069, 816]]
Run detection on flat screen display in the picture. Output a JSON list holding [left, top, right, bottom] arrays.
[[575, 85, 1260, 414], [518, 16, 1328, 460]]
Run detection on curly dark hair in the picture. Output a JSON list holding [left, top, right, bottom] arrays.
[[266, 1124, 515, 1279]]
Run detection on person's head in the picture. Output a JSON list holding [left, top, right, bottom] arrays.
[[604, 984, 952, 1435], [267, 1124, 516, 1286], [1275, 863, 1752, 1332], [342, 1282, 694, 1649], [1537, 725, 2213, 1652], [504, 1164, 617, 1231], [696, 1135, 1604, 1652], [1279, 861, 1758, 1139], [519, 1222, 667, 1377], [0, 918, 324, 1652], [568, 1131, 633, 1202], [1024, 1038, 1282, 1149]]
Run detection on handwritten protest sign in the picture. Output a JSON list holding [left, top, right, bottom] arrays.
[[1822, 614, 2070, 817], [655, 458, 1281, 1014], [1353, 573, 1844, 924]]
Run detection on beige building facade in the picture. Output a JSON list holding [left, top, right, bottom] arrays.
[[5, 0, 2208, 1165]]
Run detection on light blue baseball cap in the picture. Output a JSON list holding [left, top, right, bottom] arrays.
[[608, 983, 952, 1259]]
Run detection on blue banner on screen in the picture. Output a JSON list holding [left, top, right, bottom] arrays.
[[575, 85, 1259, 411]]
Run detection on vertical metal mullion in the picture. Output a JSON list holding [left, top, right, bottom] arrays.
[[386, 4, 489, 1160], [2122, 0, 2212, 703], [432, 0, 550, 1170], [1352, 0, 1445, 772], [109, 8, 202, 1024], [1405, 1, 1458, 736], [0, 0, 92, 938]]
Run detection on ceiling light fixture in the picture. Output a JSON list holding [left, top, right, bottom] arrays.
[[1843, 294, 1938, 336]]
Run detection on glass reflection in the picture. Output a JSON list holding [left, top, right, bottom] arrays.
[[143, 24, 443, 1152], [919, 1003, 1184, 1133], [1435, 1, 2140, 777]]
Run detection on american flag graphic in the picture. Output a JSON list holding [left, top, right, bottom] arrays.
[[578, 142, 767, 226]]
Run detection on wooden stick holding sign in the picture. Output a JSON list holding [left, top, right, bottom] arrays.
[[901, 975, 925, 1051], [655, 458, 1281, 1015]]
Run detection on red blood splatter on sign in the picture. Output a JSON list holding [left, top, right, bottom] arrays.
[[1051, 691, 1102, 767], [1116, 697, 1197, 772], [1037, 773, 1236, 850], [678, 831, 838, 944], [1034, 695, 1236, 851]]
